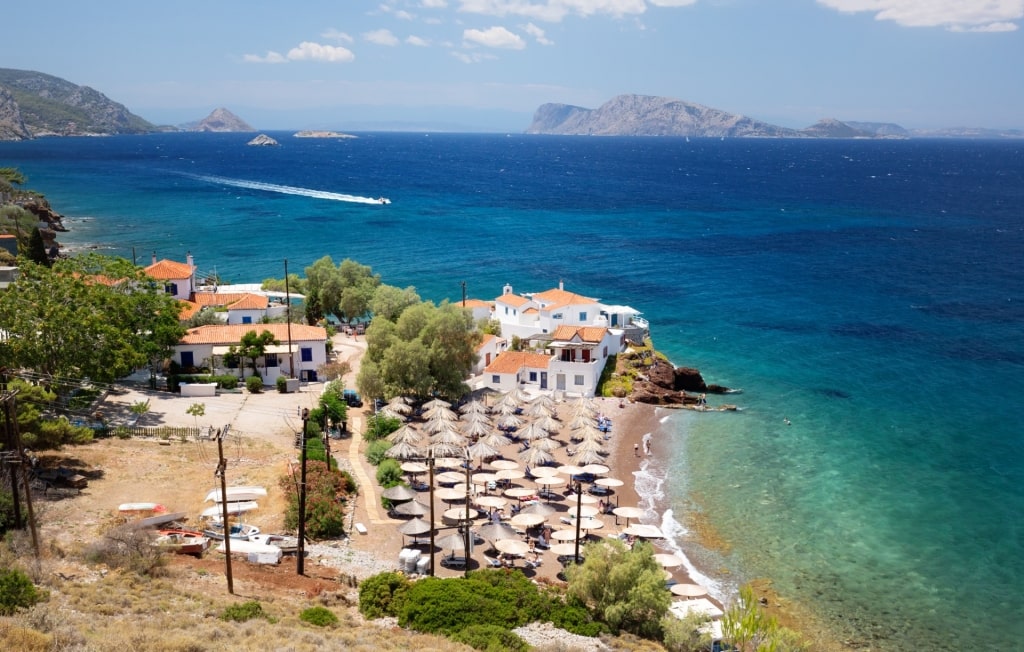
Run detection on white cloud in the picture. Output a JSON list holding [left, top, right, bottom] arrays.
[[817, 0, 1023, 31], [286, 41, 356, 62], [243, 51, 288, 64], [407, 35, 432, 46], [456, 0, 648, 22], [395, 10, 416, 20], [321, 28, 354, 43], [463, 25, 527, 48], [648, 0, 697, 6], [452, 50, 498, 63], [365, 29, 401, 46], [524, 22, 554, 44], [422, 0, 448, 7]]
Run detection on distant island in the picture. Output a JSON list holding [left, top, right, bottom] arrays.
[[294, 130, 357, 139], [179, 107, 254, 133], [526, 94, 1024, 140], [1, 68, 1021, 141]]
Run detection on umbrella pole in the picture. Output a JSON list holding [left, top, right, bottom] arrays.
[[428, 453, 436, 576], [464, 451, 471, 578], [573, 484, 583, 564]]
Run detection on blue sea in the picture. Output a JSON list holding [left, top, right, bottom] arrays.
[[3, 132, 1022, 649]]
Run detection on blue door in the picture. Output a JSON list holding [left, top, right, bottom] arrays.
[[540, 372, 548, 389]]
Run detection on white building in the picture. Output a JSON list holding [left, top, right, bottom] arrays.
[[174, 322, 329, 384]]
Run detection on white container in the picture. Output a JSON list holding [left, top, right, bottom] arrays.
[[416, 555, 431, 574]]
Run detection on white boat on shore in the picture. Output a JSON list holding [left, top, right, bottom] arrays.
[[204, 486, 267, 503], [200, 501, 259, 518], [203, 521, 260, 541]]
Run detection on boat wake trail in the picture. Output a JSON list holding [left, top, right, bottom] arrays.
[[191, 174, 389, 205]]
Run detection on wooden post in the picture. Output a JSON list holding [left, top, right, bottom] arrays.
[[297, 409, 309, 575], [216, 426, 234, 594]]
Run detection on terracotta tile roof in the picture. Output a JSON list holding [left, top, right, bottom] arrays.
[[532, 288, 598, 307], [484, 351, 551, 374], [461, 299, 493, 309], [496, 293, 531, 308], [145, 259, 194, 280], [180, 323, 326, 345], [227, 294, 269, 310], [477, 333, 496, 351], [550, 325, 608, 343], [193, 292, 249, 307], [178, 301, 202, 321]]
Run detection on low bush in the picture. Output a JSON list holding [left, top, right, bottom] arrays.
[[299, 605, 338, 627], [375, 458, 403, 487], [276, 376, 288, 393], [451, 624, 528, 651], [83, 526, 167, 576], [220, 600, 264, 622], [246, 376, 264, 393], [0, 567, 43, 615], [365, 439, 392, 466], [363, 414, 402, 443], [358, 571, 411, 619]]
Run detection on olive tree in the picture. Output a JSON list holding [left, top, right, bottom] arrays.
[[565, 538, 671, 639]]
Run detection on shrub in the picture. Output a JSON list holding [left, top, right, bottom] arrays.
[[299, 605, 338, 627], [246, 376, 264, 393], [279, 461, 355, 539], [358, 571, 411, 619], [365, 439, 392, 466], [276, 376, 288, 393], [214, 374, 238, 390], [363, 414, 402, 443], [451, 624, 529, 651], [305, 436, 337, 470], [83, 526, 167, 576], [221, 600, 264, 622], [0, 567, 43, 615], [376, 458, 403, 486]]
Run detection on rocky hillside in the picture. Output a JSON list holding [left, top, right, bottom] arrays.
[[527, 94, 805, 138], [0, 68, 155, 140], [181, 107, 254, 132]]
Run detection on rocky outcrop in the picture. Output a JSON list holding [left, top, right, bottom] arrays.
[[526, 94, 805, 138], [294, 130, 356, 139], [628, 357, 733, 406], [0, 68, 155, 139], [183, 107, 254, 132], [247, 133, 279, 146]]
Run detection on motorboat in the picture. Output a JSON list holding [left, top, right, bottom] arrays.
[[153, 529, 210, 556]]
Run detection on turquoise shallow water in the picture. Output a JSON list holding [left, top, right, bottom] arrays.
[[3, 133, 1022, 649]]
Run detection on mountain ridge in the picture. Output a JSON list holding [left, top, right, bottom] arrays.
[[526, 94, 1024, 139]]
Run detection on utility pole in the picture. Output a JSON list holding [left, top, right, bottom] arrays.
[[427, 452, 436, 576], [461, 280, 467, 308], [463, 449, 471, 578], [297, 408, 310, 575], [573, 482, 583, 564], [2, 390, 38, 559], [215, 426, 234, 594]]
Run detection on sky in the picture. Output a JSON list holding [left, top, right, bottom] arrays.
[[5, 0, 1023, 131]]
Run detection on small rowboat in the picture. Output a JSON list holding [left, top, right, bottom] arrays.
[[153, 529, 210, 556]]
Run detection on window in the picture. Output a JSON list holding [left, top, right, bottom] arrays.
[[180, 351, 194, 368], [504, 306, 509, 315], [165, 282, 178, 296], [529, 372, 537, 382], [574, 374, 585, 386], [552, 313, 563, 320], [579, 311, 587, 321], [300, 347, 313, 362], [265, 353, 278, 368], [241, 316, 252, 324], [492, 375, 500, 384]]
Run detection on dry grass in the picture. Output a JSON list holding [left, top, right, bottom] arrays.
[[1, 559, 476, 652]]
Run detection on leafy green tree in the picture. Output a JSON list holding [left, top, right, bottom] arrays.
[[370, 284, 420, 322], [358, 571, 411, 619], [357, 300, 480, 401], [26, 227, 49, 266], [261, 273, 306, 296], [8, 378, 92, 449], [375, 458, 403, 487], [364, 413, 402, 442], [0, 255, 184, 387], [337, 258, 381, 321], [565, 538, 671, 639], [238, 329, 279, 376], [186, 307, 224, 327], [0, 167, 27, 189], [318, 380, 348, 431]]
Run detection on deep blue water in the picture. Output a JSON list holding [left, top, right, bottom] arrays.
[[3, 132, 1023, 649]]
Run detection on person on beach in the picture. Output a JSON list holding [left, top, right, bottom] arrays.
[[634, 443, 639, 457], [644, 439, 651, 455]]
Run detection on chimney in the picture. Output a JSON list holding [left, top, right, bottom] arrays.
[[186, 251, 194, 268], [559, 279, 564, 291], [151, 251, 157, 265]]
